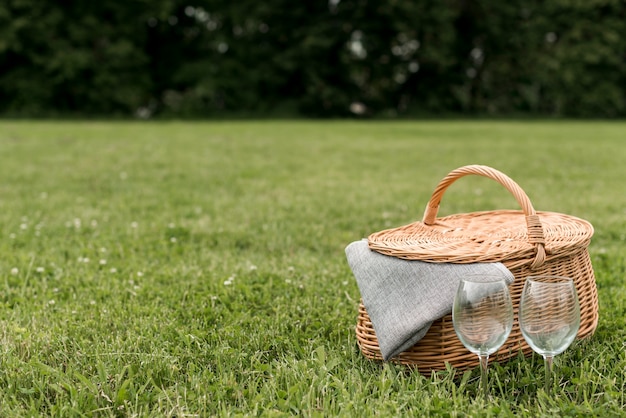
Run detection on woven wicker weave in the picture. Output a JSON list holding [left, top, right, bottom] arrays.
[[357, 165, 598, 372]]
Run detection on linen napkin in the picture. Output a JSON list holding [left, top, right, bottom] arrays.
[[346, 239, 514, 360]]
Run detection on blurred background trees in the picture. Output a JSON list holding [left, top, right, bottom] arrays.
[[0, 0, 624, 118]]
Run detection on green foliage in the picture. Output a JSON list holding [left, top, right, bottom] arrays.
[[0, 120, 625, 416], [0, 0, 160, 116], [0, 1, 625, 117]]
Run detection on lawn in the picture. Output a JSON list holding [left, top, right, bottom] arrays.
[[0, 120, 625, 416]]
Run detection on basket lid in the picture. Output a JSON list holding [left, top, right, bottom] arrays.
[[367, 166, 594, 270]]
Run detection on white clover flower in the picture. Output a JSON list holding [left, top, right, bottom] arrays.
[[170, 237, 177, 243], [99, 259, 107, 265], [137, 271, 143, 277], [110, 268, 117, 273], [35, 267, 44, 273], [10, 268, 18, 275], [131, 221, 138, 229]]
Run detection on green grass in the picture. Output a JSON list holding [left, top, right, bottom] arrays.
[[0, 120, 625, 416]]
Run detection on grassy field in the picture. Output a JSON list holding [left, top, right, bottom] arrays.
[[0, 120, 625, 416]]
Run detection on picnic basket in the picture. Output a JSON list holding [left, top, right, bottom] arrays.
[[356, 165, 598, 372]]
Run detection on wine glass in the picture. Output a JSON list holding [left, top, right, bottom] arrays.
[[453, 276, 513, 400], [519, 276, 580, 395]]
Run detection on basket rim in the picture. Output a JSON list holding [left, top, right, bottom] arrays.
[[368, 209, 593, 265]]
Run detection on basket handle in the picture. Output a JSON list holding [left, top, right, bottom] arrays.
[[422, 165, 546, 269]]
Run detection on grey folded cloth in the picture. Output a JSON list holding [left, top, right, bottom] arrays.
[[346, 239, 514, 361]]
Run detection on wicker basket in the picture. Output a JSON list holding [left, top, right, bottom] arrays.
[[356, 165, 598, 372]]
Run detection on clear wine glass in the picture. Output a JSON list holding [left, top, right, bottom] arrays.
[[519, 276, 580, 395], [452, 276, 513, 400]]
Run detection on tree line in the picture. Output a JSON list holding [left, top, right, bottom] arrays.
[[1, 0, 624, 118]]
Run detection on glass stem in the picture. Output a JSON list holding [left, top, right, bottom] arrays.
[[544, 355, 554, 395], [479, 354, 489, 400]]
